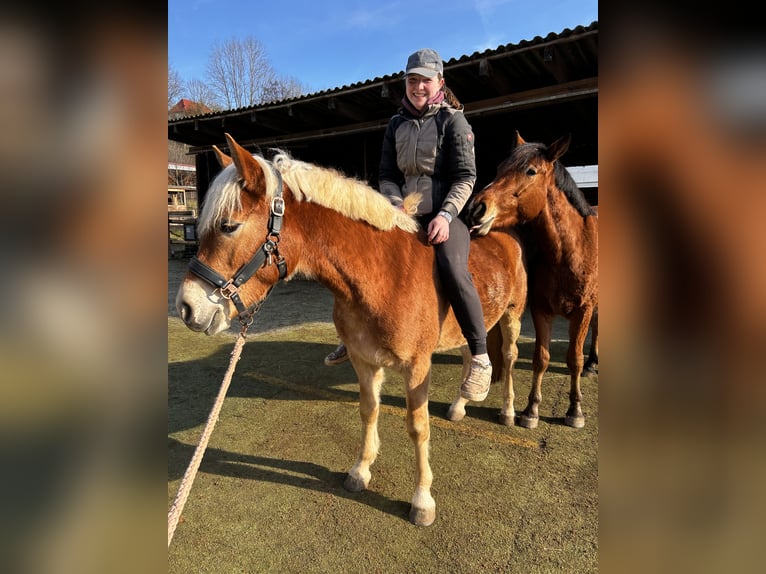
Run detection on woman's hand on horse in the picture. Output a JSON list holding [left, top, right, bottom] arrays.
[[427, 215, 450, 244]]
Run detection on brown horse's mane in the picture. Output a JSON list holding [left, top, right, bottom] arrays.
[[509, 143, 596, 217], [553, 161, 596, 217], [198, 150, 420, 236]]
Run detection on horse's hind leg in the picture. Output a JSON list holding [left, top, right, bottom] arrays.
[[405, 360, 436, 527], [564, 309, 592, 428], [582, 307, 598, 376], [446, 345, 472, 422], [519, 311, 553, 429], [498, 311, 522, 427], [344, 362, 384, 492]]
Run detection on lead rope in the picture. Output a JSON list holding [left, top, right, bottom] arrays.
[[167, 323, 249, 547]]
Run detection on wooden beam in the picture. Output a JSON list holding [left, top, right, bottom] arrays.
[[463, 77, 598, 117], [186, 77, 597, 154]]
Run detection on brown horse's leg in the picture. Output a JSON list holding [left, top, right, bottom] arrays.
[[405, 360, 436, 526], [446, 346, 472, 421], [498, 311, 522, 427], [519, 312, 553, 429], [344, 362, 384, 492], [582, 307, 598, 376], [564, 308, 592, 428]]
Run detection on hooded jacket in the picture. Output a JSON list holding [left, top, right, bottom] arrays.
[[378, 100, 476, 219]]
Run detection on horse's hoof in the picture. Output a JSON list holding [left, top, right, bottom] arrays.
[[409, 506, 436, 527], [517, 414, 539, 429], [581, 366, 597, 377], [565, 415, 585, 428], [498, 413, 515, 427], [446, 404, 466, 422], [343, 474, 368, 492]]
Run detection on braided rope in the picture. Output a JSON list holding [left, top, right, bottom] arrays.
[[168, 329, 247, 547]]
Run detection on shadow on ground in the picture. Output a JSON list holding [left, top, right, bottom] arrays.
[[168, 259, 598, 573]]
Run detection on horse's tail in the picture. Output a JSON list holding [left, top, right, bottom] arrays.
[[486, 323, 504, 383]]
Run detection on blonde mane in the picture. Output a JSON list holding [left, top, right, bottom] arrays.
[[198, 150, 419, 236], [271, 151, 419, 233]]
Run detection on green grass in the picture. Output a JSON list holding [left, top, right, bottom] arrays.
[[168, 313, 598, 573]]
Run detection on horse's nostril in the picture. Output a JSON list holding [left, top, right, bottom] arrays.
[[178, 301, 191, 322]]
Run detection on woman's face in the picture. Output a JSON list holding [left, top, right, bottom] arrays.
[[405, 73, 444, 111]]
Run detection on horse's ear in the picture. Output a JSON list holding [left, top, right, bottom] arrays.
[[546, 134, 571, 162], [512, 131, 526, 149], [224, 133, 265, 190], [212, 145, 232, 168]]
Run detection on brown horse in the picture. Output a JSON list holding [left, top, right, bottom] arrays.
[[468, 132, 598, 428], [175, 134, 526, 526], [583, 305, 598, 376]]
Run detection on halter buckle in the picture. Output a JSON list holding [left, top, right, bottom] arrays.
[[271, 196, 285, 217], [219, 280, 239, 300]]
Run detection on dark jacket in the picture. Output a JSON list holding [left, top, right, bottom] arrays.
[[379, 101, 476, 218]]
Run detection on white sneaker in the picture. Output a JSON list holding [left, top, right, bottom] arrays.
[[460, 359, 492, 401]]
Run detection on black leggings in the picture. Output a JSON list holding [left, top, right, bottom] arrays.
[[423, 214, 487, 355]]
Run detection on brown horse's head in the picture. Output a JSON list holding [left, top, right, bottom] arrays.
[[175, 133, 285, 334], [467, 132, 571, 235]]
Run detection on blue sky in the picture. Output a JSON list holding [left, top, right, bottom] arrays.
[[168, 0, 598, 95]]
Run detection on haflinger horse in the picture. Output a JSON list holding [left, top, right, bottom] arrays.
[[175, 133, 527, 526], [468, 132, 598, 429]]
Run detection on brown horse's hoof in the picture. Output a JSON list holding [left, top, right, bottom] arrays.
[[409, 506, 436, 527], [517, 414, 539, 429], [498, 413, 515, 427], [343, 475, 367, 492], [565, 415, 585, 428], [581, 365, 597, 377]]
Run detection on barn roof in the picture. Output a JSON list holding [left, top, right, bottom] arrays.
[[168, 21, 598, 163], [168, 98, 212, 116]]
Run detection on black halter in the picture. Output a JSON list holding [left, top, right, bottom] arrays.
[[187, 164, 288, 326]]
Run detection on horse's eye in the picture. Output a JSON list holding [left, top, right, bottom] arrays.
[[219, 221, 241, 234], [526, 167, 537, 177]]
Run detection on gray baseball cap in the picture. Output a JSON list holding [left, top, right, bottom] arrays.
[[406, 48, 443, 78]]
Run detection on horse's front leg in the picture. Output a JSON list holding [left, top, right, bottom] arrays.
[[344, 362, 384, 492], [498, 312, 522, 427], [405, 361, 436, 526], [564, 308, 593, 428], [519, 311, 553, 429]]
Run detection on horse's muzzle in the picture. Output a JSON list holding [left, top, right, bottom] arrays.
[[466, 199, 493, 235], [175, 283, 231, 335]]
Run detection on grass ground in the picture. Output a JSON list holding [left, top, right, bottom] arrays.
[[168, 259, 598, 573]]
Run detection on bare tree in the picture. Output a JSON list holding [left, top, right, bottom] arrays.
[[168, 140, 191, 164], [263, 74, 305, 103], [185, 78, 221, 112], [168, 65, 184, 109], [206, 36, 306, 108]]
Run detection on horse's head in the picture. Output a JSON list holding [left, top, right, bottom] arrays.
[[175, 133, 286, 335], [467, 132, 571, 235]]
